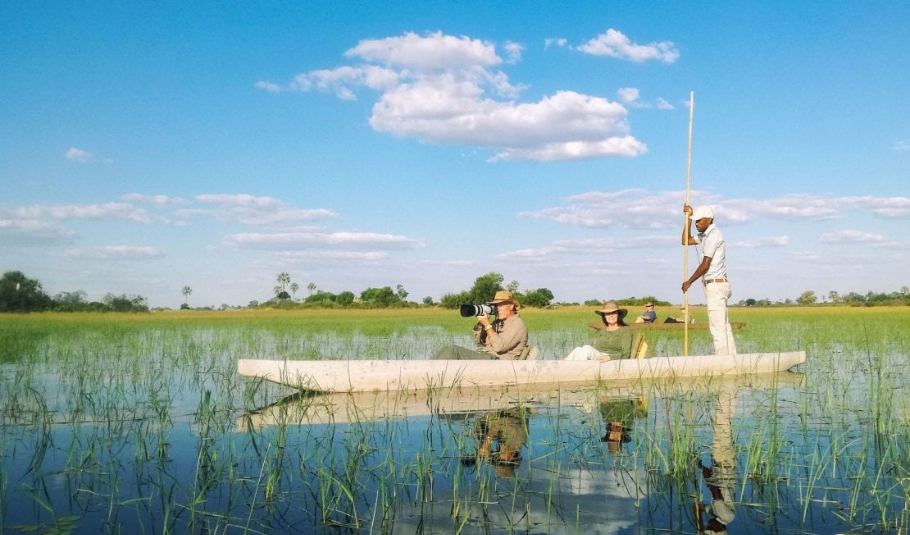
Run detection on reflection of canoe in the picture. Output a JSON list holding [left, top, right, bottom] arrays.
[[588, 321, 747, 330], [237, 351, 805, 393], [236, 371, 806, 429]]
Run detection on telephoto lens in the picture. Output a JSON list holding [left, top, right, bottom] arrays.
[[459, 304, 495, 317]]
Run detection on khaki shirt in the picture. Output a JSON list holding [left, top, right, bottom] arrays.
[[480, 314, 528, 360]]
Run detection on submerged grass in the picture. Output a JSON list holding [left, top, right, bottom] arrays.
[[1, 306, 909, 534]]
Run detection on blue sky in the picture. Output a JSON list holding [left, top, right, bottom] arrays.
[[2, 1, 908, 309]]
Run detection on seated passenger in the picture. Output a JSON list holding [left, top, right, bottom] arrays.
[[432, 291, 528, 360], [635, 302, 657, 323], [565, 300, 633, 361]]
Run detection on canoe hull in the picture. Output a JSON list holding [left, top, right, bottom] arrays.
[[237, 351, 805, 393]]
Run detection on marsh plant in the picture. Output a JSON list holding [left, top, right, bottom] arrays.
[[1, 307, 909, 534]]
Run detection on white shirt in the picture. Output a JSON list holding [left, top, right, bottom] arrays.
[[693, 224, 728, 280]]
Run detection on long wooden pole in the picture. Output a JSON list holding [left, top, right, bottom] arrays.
[[683, 91, 694, 356]]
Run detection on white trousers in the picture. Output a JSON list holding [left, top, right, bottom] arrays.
[[564, 345, 603, 361], [705, 282, 737, 355]]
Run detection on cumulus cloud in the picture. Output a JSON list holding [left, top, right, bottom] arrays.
[[65, 246, 165, 259], [194, 194, 338, 227], [894, 139, 910, 151], [223, 230, 426, 250], [734, 236, 790, 248], [820, 230, 887, 244], [0, 219, 78, 244], [258, 31, 648, 162], [577, 29, 679, 63], [121, 193, 188, 206], [3, 202, 156, 223], [520, 190, 910, 230], [276, 250, 388, 261], [65, 147, 94, 163], [544, 37, 568, 49], [616, 87, 674, 110]]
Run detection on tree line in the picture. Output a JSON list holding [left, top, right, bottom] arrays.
[[0, 271, 149, 313], [2, 269, 907, 313]]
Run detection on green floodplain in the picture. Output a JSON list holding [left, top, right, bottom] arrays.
[[1, 305, 909, 535]]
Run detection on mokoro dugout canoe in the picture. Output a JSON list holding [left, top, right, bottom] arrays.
[[587, 321, 746, 330], [237, 351, 805, 393]]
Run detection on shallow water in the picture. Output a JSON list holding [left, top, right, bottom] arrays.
[[2, 321, 910, 535]]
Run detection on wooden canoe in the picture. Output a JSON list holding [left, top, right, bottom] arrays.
[[237, 351, 805, 393], [588, 321, 746, 330], [236, 370, 806, 429]]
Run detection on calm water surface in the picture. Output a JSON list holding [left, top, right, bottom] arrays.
[[2, 323, 909, 535]]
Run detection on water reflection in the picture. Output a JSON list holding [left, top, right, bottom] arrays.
[[462, 407, 529, 478], [598, 394, 648, 454], [697, 385, 738, 535]]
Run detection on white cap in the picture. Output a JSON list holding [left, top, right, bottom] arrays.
[[690, 206, 715, 221]]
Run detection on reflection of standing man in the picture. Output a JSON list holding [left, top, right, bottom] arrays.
[[698, 387, 737, 535], [682, 204, 737, 355]]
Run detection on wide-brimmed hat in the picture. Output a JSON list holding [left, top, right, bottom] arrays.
[[690, 206, 715, 221], [595, 300, 628, 319], [489, 290, 520, 309]]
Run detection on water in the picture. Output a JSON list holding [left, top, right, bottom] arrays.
[[2, 324, 909, 534]]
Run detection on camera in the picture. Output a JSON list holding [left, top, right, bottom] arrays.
[[460, 304, 495, 317]]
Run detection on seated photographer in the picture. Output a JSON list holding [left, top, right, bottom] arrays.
[[432, 291, 528, 360]]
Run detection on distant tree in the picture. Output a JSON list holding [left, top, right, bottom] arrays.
[[828, 290, 840, 304], [360, 286, 400, 307], [439, 291, 470, 309], [583, 299, 602, 306], [745, 298, 757, 307], [0, 271, 53, 312], [468, 272, 504, 304], [248, 300, 259, 308], [521, 288, 554, 308], [396, 284, 409, 302], [103, 293, 149, 313], [276, 272, 291, 296], [507, 280, 520, 293], [307, 282, 316, 296], [182, 286, 192, 306], [54, 290, 88, 311], [336, 291, 355, 305], [796, 290, 817, 306], [290, 282, 299, 300], [422, 296, 435, 306]]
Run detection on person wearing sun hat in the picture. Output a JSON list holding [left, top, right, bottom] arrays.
[[565, 300, 634, 361], [433, 290, 528, 360], [682, 204, 738, 355]]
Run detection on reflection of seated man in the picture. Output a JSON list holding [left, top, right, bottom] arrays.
[[474, 408, 528, 477], [635, 303, 657, 323], [433, 291, 528, 360], [599, 396, 648, 454]]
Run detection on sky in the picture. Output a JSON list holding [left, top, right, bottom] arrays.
[[1, 1, 908, 309]]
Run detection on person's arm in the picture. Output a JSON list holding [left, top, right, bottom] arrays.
[[682, 204, 698, 245], [683, 256, 712, 293], [619, 327, 633, 359], [486, 318, 526, 355]]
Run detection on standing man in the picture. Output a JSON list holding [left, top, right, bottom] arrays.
[[682, 204, 737, 355]]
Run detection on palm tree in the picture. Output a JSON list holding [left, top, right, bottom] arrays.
[[290, 282, 299, 300], [276, 272, 291, 295], [307, 282, 316, 296], [182, 286, 192, 305]]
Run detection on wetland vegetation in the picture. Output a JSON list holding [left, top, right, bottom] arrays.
[[1, 306, 909, 534]]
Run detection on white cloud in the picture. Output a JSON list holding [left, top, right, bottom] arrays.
[[544, 37, 568, 50], [223, 230, 426, 250], [121, 193, 188, 206], [65, 246, 165, 259], [65, 147, 94, 163], [734, 236, 790, 248], [344, 31, 502, 70], [577, 29, 679, 63], [4, 202, 155, 223], [616, 87, 674, 110], [820, 230, 887, 244], [259, 32, 647, 162], [276, 250, 388, 261], [893, 139, 910, 151], [194, 194, 338, 226], [0, 219, 78, 244]]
